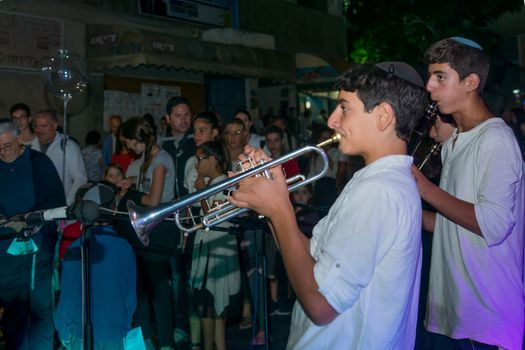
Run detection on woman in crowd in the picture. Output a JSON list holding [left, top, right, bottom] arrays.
[[119, 116, 176, 350], [223, 118, 246, 170]]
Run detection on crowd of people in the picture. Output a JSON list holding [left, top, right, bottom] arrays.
[[0, 92, 347, 350], [0, 35, 523, 350]]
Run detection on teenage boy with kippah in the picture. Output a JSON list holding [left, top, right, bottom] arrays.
[[413, 37, 524, 350], [230, 62, 429, 349]]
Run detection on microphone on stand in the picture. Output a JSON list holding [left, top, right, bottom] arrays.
[[0, 201, 98, 241], [20, 200, 100, 227]]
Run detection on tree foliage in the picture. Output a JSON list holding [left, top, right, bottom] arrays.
[[343, 0, 522, 70]]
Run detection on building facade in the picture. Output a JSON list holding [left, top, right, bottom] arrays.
[[0, 0, 347, 143]]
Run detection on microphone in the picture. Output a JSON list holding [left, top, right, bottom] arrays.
[[23, 200, 100, 226]]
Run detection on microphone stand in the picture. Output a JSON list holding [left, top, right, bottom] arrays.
[[259, 219, 270, 350], [78, 203, 99, 350], [80, 221, 93, 350], [251, 216, 270, 350]]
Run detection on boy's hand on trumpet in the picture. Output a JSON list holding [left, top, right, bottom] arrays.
[[228, 145, 294, 220], [240, 144, 271, 164], [229, 144, 272, 174]]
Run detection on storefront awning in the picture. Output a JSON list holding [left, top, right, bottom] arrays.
[[86, 25, 295, 82], [295, 52, 354, 85]]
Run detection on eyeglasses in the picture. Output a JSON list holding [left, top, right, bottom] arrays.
[[224, 130, 243, 137], [0, 142, 14, 152], [196, 154, 209, 163]]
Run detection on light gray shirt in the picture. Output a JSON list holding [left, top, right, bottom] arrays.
[[138, 149, 175, 203]]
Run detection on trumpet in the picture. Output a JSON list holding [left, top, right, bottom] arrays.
[[127, 134, 341, 246]]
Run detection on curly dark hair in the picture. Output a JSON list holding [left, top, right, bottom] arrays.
[[335, 64, 429, 142]]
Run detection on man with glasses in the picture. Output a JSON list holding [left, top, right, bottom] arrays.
[[9, 103, 38, 149], [0, 119, 65, 350]]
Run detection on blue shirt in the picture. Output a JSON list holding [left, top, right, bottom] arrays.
[[0, 147, 35, 217], [0, 147, 65, 291]]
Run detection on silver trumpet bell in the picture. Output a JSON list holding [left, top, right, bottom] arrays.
[[127, 134, 341, 246]]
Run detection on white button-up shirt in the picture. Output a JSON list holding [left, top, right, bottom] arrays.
[[287, 155, 422, 350]]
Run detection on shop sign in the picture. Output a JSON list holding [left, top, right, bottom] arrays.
[[138, 0, 232, 27], [0, 11, 62, 70]]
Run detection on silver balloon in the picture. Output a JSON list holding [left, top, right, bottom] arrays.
[[42, 49, 88, 101]]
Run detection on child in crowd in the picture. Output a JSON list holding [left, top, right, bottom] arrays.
[[184, 111, 221, 194], [291, 184, 320, 239], [264, 125, 300, 178], [182, 111, 221, 349], [104, 162, 125, 186], [189, 140, 240, 350], [110, 128, 136, 172]]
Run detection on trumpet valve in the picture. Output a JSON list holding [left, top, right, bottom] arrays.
[[234, 157, 260, 173]]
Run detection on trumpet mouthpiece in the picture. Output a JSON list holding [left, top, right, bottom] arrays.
[[317, 134, 341, 148]]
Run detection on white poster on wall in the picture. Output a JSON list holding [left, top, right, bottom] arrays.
[[103, 90, 142, 131], [103, 84, 180, 131], [141, 83, 181, 125]]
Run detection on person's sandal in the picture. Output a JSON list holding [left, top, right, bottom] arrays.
[[238, 316, 252, 330], [251, 331, 266, 346]]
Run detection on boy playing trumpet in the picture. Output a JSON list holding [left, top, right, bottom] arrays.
[[230, 62, 428, 349]]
